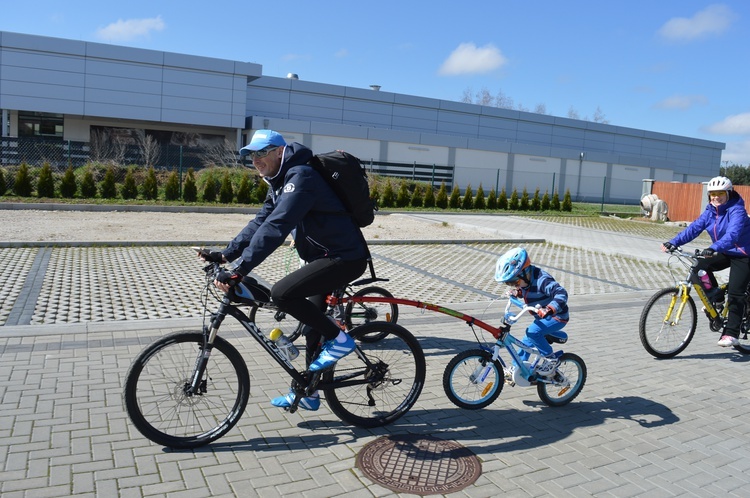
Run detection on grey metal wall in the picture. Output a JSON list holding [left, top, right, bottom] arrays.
[[0, 31, 261, 129], [246, 75, 724, 179]]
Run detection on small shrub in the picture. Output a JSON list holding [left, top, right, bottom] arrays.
[[562, 189, 573, 212], [509, 188, 519, 210], [253, 179, 268, 202], [531, 188, 541, 211], [80, 169, 97, 198], [100, 167, 117, 199], [498, 188, 508, 210], [0, 168, 6, 196], [410, 186, 423, 207], [219, 172, 234, 203], [37, 162, 55, 198], [541, 190, 551, 211], [435, 182, 448, 209], [201, 173, 217, 202], [474, 184, 486, 210], [423, 185, 435, 208], [448, 185, 461, 208], [164, 171, 180, 201], [236, 173, 252, 204], [121, 169, 138, 199], [487, 188, 497, 209], [142, 167, 158, 200], [396, 181, 410, 208], [461, 184, 473, 210], [369, 183, 380, 208], [519, 187, 530, 211], [60, 166, 77, 198], [183, 168, 197, 202], [551, 190, 561, 211], [14, 162, 33, 197], [380, 179, 395, 208]]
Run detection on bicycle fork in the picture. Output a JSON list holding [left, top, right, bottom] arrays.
[[186, 305, 228, 396], [663, 284, 693, 325]]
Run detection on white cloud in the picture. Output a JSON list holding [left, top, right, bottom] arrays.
[[96, 16, 165, 42], [722, 139, 750, 166], [335, 49, 348, 58], [653, 94, 708, 110], [658, 4, 735, 42], [706, 112, 750, 135], [438, 43, 507, 76]]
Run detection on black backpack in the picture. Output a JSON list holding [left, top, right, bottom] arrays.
[[308, 150, 376, 227]]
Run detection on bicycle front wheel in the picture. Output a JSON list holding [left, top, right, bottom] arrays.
[[537, 352, 586, 406], [344, 286, 399, 343], [123, 331, 250, 449], [442, 349, 503, 410], [323, 322, 425, 428], [639, 287, 697, 358]]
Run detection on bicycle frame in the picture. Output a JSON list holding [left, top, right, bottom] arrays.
[[662, 250, 728, 326], [328, 294, 554, 383]]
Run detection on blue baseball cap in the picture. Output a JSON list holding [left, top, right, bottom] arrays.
[[240, 129, 286, 156]]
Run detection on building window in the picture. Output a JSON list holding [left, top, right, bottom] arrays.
[[18, 112, 64, 138]]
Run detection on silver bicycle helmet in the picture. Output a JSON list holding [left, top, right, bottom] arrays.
[[707, 176, 733, 192]]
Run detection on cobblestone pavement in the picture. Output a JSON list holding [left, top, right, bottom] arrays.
[[1, 214, 748, 497]]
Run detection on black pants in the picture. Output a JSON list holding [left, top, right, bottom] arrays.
[[696, 253, 750, 338], [271, 257, 367, 364]]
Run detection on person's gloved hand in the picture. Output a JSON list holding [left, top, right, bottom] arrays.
[[701, 248, 717, 257], [198, 248, 225, 263], [536, 305, 555, 319], [505, 287, 522, 298], [662, 241, 676, 252], [215, 270, 241, 288]]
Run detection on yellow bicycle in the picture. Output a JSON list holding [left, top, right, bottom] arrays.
[[639, 248, 750, 358]]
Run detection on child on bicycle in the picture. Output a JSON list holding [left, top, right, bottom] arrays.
[[495, 247, 569, 376]]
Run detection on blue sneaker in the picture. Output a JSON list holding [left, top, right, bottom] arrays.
[[270, 390, 320, 411], [309, 334, 357, 372]]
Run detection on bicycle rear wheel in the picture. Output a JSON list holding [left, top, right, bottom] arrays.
[[442, 349, 503, 410], [123, 331, 250, 449], [537, 352, 586, 406], [344, 286, 399, 343], [323, 322, 425, 427], [639, 287, 697, 359]]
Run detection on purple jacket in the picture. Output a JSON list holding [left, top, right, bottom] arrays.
[[669, 193, 750, 257]]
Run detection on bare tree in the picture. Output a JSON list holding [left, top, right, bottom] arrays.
[[592, 106, 609, 124], [203, 139, 240, 167], [460, 88, 473, 104], [567, 106, 581, 120], [495, 90, 515, 110], [134, 130, 161, 167], [476, 87, 495, 106], [534, 103, 547, 115], [89, 128, 126, 165]]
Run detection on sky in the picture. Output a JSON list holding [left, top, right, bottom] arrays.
[[2, 1, 750, 166]]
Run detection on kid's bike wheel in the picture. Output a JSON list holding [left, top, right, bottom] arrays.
[[123, 331, 250, 449], [639, 287, 697, 358], [537, 352, 586, 407], [442, 349, 503, 410], [323, 322, 425, 428], [344, 286, 399, 343]]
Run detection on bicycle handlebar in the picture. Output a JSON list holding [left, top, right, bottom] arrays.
[[503, 298, 540, 324]]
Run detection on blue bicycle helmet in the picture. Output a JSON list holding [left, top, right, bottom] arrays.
[[495, 247, 531, 283]]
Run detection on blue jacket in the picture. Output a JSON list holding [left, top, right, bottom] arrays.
[[515, 266, 569, 317], [669, 193, 750, 257], [223, 143, 369, 275]]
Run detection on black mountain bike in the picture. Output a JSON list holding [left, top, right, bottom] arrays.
[[123, 261, 425, 449]]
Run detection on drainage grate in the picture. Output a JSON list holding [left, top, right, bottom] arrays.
[[356, 434, 481, 495]]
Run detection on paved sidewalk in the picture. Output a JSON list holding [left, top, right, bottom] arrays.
[[1, 214, 749, 497]]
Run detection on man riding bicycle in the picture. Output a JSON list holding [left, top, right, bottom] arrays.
[[200, 130, 369, 410]]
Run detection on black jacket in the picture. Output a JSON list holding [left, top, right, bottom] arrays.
[[223, 142, 369, 275]]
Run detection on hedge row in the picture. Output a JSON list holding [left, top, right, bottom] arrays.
[[0, 162, 573, 211]]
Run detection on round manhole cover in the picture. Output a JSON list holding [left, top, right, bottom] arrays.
[[356, 434, 481, 495]]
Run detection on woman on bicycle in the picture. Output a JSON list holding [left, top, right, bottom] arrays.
[[200, 130, 369, 410], [495, 247, 569, 375], [662, 176, 750, 347]]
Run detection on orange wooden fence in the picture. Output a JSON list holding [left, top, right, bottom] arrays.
[[651, 182, 750, 221]]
